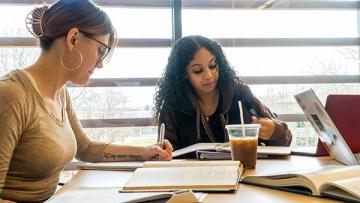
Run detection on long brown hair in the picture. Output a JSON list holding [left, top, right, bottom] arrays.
[[31, 0, 116, 55]]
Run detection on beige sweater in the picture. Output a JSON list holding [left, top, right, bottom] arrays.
[[0, 70, 108, 202]]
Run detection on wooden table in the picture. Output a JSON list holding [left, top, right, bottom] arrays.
[[46, 155, 351, 203]]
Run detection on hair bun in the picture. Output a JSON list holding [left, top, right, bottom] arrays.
[[25, 5, 48, 38]]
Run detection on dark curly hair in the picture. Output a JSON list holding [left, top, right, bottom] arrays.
[[153, 35, 244, 118]]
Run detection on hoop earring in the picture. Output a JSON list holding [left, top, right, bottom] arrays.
[[60, 49, 83, 70]]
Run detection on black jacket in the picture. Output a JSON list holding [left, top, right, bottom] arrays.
[[159, 83, 292, 150]]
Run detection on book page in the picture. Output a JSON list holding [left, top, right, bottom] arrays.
[[242, 173, 316, 195], [143, 160, 240, 168], [301, 165, 360, 195], [242, 165, 360, 196], [320, 176, 360, 199], [123, 165, 240, 191]]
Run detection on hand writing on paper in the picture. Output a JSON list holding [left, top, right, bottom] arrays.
[[252, 116, 275, 140], [144, 139, 173, 161]]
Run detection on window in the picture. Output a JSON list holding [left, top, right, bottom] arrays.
[[93, 48, 170, 78], [182, 0, 360, 150], [1, 0, 359, 151], [0, 6, 34, 37], [104, 8, 171, 38], [183, 10, 357, 38]]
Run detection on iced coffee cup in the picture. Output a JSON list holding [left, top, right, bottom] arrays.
[[225, 124, 260, 169]]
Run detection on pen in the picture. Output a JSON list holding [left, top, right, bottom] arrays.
[[158, 123, 165, 149], [250, 108, 259, 118]]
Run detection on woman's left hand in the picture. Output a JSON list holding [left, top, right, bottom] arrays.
[[252, 116, 275, 140], [143, 139, 173, 161]]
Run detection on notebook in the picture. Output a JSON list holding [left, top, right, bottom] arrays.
[[316, 94, 360, 156], [294, 89, 359, 165], [172, 142, 291, 159]]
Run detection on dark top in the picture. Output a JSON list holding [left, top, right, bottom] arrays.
[[205, 97, 225, 142]]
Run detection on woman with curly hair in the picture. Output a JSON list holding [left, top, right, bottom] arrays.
[[154, 35, 292, 150]]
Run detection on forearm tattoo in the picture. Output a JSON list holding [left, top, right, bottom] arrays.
[[128, 155, 143, 161], [103, 152, 144, 161]]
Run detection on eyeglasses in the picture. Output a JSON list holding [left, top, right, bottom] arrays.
[[80, 31, 112, 64]]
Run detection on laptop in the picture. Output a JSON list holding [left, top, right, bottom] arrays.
[[294, 89, 359, 166], [316, 94, 360, 156]]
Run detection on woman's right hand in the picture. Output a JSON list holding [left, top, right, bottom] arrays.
[[143, 140, 173, 161]]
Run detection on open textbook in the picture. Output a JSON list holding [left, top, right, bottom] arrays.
[[173, 142, 291, 159], [121, 160, 242, 192], [242, 165, 360, 202]]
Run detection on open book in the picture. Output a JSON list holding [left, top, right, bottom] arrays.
[[242, 165, 360, 202], [173, 142, 291, 159], [121, 160, 242, 192]]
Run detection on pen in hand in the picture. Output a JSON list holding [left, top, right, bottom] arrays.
[[152, 123, 166, 161], [158, 123, 165, 149], [250, 108, 259, 118]]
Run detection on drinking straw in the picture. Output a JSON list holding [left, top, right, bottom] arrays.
[[238, 101, 246, 137]]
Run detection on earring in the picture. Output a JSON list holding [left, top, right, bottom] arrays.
[[60, 48, 83, 70]]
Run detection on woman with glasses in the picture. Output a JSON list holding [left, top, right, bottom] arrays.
[[0, 1, 172, 202], [154, 35, 292, 150]]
